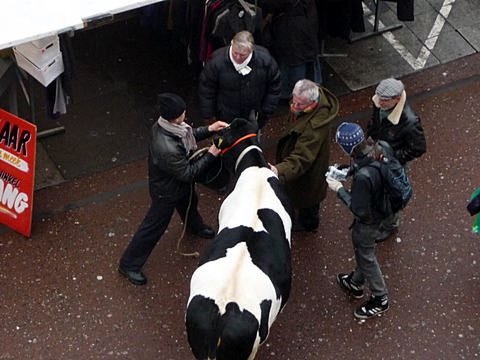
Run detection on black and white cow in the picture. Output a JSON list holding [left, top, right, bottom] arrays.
[[186, 118, 293, 360]]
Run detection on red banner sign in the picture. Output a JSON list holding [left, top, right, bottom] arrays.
[[0, 108, 36, 237]]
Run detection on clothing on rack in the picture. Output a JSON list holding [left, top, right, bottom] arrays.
[[262, 0, 323, 97], [186, 0, 205, 74], [46, 33, 74, 119], [209, 0, 262, 50], [316, 0, 365, 41], [187, 0, 262, 71], [316, 0, 414, 42], [383, 0, 414, 21]]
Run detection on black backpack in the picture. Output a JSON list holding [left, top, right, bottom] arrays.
[[369, 140, 413, 213]]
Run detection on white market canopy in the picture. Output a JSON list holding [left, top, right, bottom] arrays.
[[0, 0, 166, 50]]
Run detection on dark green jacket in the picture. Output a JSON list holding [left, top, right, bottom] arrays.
[[275, 86, 339, 208]]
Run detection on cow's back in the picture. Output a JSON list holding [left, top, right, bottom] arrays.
[[219, 167, 291, 239]]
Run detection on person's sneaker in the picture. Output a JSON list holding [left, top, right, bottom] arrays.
[[354, 295, 389, 319], [336, 273, 364, 299], [375, 227, 398, 242]]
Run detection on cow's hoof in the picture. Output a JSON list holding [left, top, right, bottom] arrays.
[[118, 266, 147, 285]]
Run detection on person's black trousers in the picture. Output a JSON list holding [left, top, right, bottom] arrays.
[[298, 203, 320, 230], [119, 190, 204, 271]]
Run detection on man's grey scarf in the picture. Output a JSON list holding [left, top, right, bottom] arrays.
[[157, 116, 197, 154]]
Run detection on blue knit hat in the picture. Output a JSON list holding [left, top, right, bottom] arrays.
[[335, 122, 365, 155]]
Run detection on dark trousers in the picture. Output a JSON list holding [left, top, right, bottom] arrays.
[[350, 222, 388, 297], [298, 203, 320, 230], [278, 59, 323, 99], [119, 190, 204, 271]]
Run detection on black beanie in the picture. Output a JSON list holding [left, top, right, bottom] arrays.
[[157, 93, 186, 121]]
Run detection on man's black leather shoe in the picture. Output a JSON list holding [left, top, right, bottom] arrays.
[[194, 226, 215, 239], [118, 266, 147, 285]]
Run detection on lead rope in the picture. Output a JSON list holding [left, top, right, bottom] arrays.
[[175, 181, 200, 258], [175, 148, 212, 257]]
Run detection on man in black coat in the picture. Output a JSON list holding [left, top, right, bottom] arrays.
[[262, 0, 322, 100], [198, 31, 281, 129], [118, 93, 228, 285], [367, 78, 426, 241]]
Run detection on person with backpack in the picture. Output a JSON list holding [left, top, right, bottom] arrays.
[[369, 139, 413, 215], [326, 122, 389, 319], [367, 78, 426, 241]]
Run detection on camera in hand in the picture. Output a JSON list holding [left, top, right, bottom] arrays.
[[325, 164, 349, 182]]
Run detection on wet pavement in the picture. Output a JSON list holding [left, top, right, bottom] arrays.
[[324, 0, 480, 90], [1, 7, 480, 360]]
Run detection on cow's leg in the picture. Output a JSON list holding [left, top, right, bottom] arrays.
[[186, 295, 220, 359], [216, 303, 259, 360]]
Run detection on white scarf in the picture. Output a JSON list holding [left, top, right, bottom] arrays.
[[372, 90, 407, 125], [229, 46, 252, 76], [157, 117, 197, 154]]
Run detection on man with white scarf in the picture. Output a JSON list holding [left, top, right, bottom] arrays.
[[118, 93, 228, 285], [367, 78, 427, 242], [198, 30, 281, 129]]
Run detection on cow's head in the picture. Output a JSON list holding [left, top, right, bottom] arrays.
[[213, 115, 258, 151]]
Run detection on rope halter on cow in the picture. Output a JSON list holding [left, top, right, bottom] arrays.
[[217, 132, 262, 173], [219, 133, 257, 155]]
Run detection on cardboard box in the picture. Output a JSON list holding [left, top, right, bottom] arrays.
[[14, 35, 60, 68], [14, 48, 64, 86]]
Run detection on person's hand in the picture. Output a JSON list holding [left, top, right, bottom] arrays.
[[208, 121, 229, 132], [326, 176, 343, 192], [269, 163, 278, 176], [208, 144, 222, 156]]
